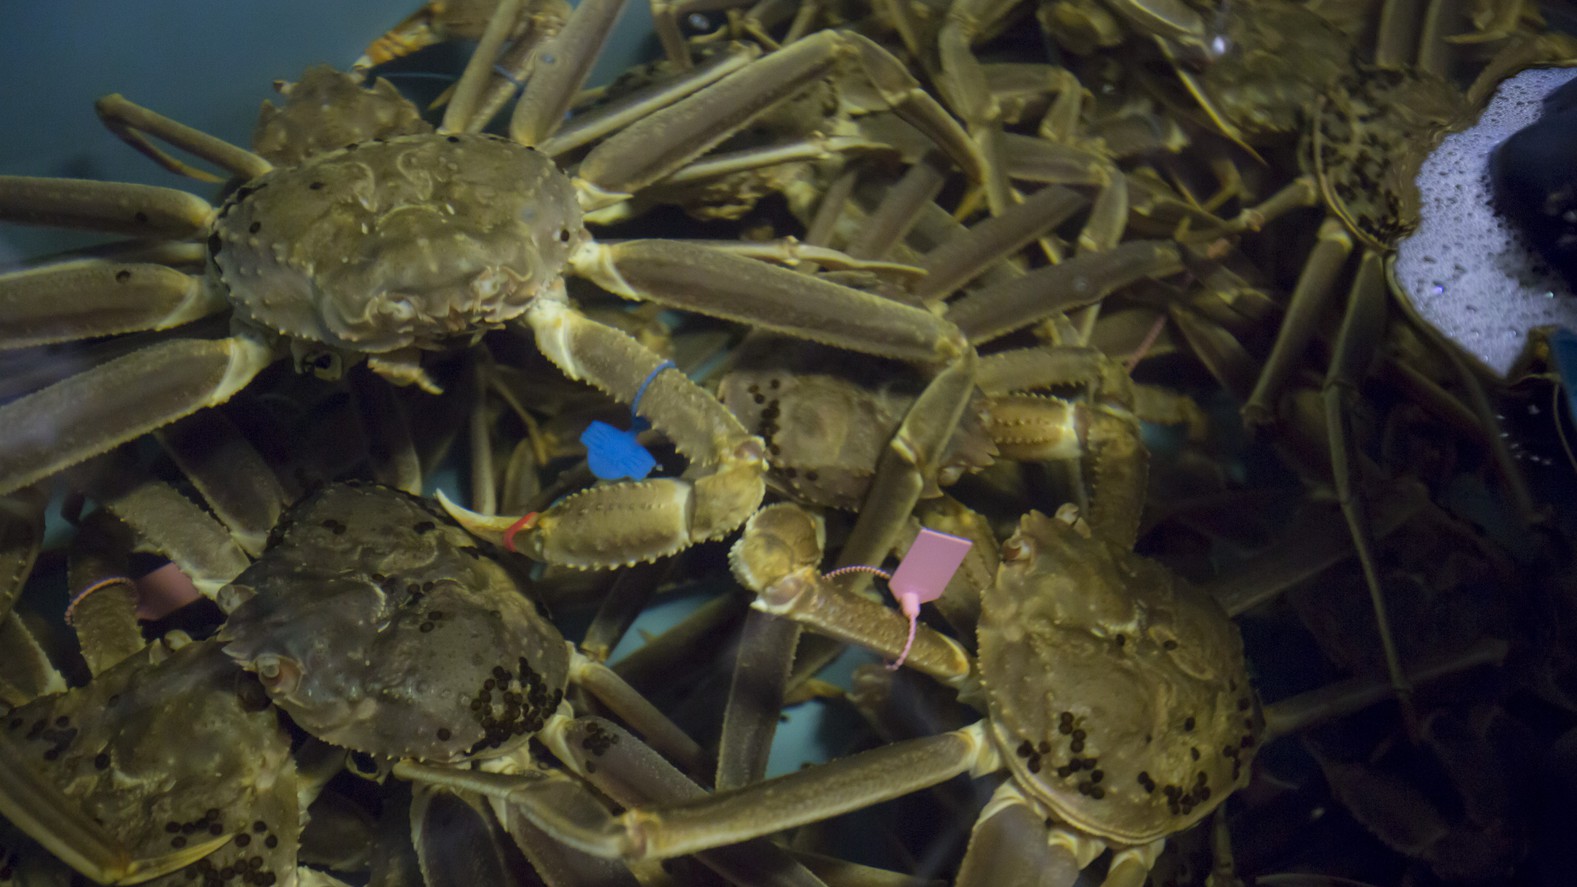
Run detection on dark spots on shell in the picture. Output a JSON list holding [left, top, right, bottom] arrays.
[[580, 722, 620, 757], [264, 835, 278, 849], [320, 518, 347, 535], [436, 728, 452, 741], [1163, 639, 1178, 651], [235, 833, 251, 848], [465, 655, 564, 754], [557, 229, 571, 243], [344, 143, 360, 151], [309, 181, 324, 190], [208, 822, 224, 836], [413, 520, 436, 534], [93, 752, 110, 770], [805, 470, 819, 482], [134, 211, 149, 224], [446, 135, 461, 143], [253, 821, 268, 834], [1190, 747, 1200, 761], [171, 836, 187, 849], [1115, 634, 1126, 648], [1089, 769, 1104, 783], [115, 269, 132, 283], [1183, 716, 1195, 732], [1070, 738, 1084, 753], [1137, 771, 1156, 793], [753, 393, 766, 405], [248, 221, 261, 234]]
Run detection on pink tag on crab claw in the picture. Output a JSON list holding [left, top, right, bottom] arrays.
[[135, 562, 203, 621], [886, 528, 971, 668]]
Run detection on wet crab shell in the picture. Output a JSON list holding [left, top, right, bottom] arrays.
[[210, 133, 584, 354], [220, 483, 569, 764], [979, 511, 1260, 844], [1, 640, 299, 885]]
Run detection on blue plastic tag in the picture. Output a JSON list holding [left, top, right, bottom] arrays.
[[582, 420, 657, 481]]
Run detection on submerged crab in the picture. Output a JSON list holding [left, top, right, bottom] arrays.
[[0, 0, 986, 568], [0, 482, 709, 885], [436, 498, 1261, 885]]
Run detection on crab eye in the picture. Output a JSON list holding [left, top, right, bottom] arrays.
[[252, 653, 303, 697], [1002, 537, 1033, 563]]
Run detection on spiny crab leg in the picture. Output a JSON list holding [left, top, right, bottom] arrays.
[[0, 336, 281, 496], [572, 29, 986, 211], [447, 299, 768, 567]]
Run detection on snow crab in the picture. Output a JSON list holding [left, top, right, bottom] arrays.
[[0, 481, 714, 886], [0, 0, 989, 569]]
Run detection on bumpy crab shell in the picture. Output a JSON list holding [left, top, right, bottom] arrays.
[[0, 640, 299, 886], [220, 482, 569, 764], [211, 133, 584, 354], [980, 511, 1261, 844]]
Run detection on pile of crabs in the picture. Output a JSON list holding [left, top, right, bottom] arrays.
[[3, 0, 1577, 884]]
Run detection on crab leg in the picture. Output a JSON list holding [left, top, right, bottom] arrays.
[[94, 94, 272, 183], [842, 153, 949, 261], [0, 486, 43, 625], [0, 176, 213, 239], [444, 0, 531, 134], [573, 239, 964, 361], [0, 261, 226, 350], [506, 0, 630, 145], [539, 716, 836, 887], [0, 489, 62, 707], [1322, 252, 1417, 734], [65, 511, 146, 676], [448, 300, 765, 567], [538, 42, 760, 157], [945, 240, 1183, 344], [1242, 216, 1354, 426], [574, 30, 985, 209], [418, 722, 993, 861], [956, 782, 1109, 887], [913, 183, 1085, 303], [0, 335, 280, 496], [156, 409, 291, 557]]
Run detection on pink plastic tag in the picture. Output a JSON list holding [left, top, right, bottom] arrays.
[[885, 527, 971, 668], [890, 527, 972, 607]]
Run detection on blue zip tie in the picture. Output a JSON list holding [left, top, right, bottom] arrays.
[[580, 359, 679, 482], [630, 359, 676, 422]]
